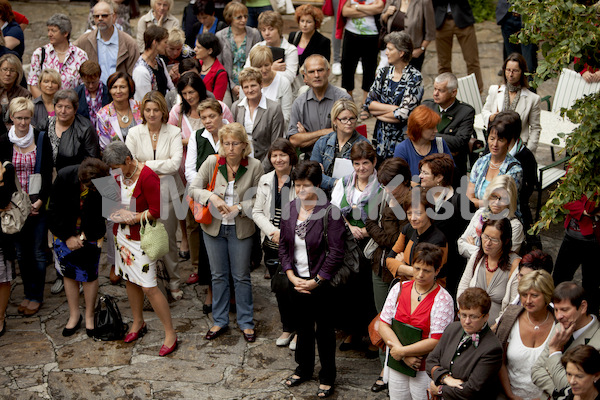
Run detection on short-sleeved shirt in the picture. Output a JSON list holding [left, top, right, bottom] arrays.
[[393, 137, 455, 178], [2, 21, 24, 59], [27, 44, 89, 90]]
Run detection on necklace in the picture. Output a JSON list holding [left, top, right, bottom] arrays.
[[149, 130, 159, 142], [414, 281, 436, 302], [123, 160, 139, 185], [201, 61, 214, 73], [115, 107, 131, 124], [527, 311, 549, 330], [489, 160, 503, 170], [485, 257, 498, 272], [226, 161, 239, 178]]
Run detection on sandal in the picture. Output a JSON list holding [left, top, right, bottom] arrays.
[[170, 289, 184, 301], [371, 376, 387, 392], [317, 385, 334, 398], [285, 374, 309, 387]]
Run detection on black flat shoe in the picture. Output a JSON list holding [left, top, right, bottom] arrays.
[[178, 250, 190, 260], [0, 320, 6, 337], [285, 374, 309, 387], [371, 377, 387, 392], [202, 304, 212, 315], [317, 385, 334, 398], [205, 326, 229, 340], [62, 315, 83, 337], [86, 328, 95, 338]]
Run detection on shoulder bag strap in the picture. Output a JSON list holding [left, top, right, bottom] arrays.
[[436, 136, 443, 154], [207, 155, 220, 192]]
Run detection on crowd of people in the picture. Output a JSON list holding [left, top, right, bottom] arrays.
[[0, 0, 598, 399]]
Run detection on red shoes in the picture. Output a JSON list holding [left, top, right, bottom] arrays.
[[159, 337, 178, 356], [124, 324, 147, 343]]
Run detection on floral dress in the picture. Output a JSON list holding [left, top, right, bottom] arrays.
[[364, 64, 424, 160]]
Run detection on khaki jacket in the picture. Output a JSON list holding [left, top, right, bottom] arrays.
[[74, 28, 139, 76]]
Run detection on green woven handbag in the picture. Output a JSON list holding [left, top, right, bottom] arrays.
[[140, 211, 169, 260]]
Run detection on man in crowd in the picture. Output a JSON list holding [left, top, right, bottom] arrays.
[[287, 54, 351, 159]]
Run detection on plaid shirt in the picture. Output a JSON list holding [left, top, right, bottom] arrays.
[[12, 147, 36, 193]]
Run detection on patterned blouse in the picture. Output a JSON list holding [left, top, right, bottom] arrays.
[[96, 100, 143, 150], [469, 153, 523, 200], [364, 64, 423, 160], [228, 27, 247, 87], [27, 44, 89, 90]]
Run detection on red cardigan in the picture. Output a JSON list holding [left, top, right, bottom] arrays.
[[113, 165, 161, 241], [201, 58, 228, 101]]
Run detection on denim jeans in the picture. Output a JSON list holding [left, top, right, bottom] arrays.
[[247, 5, 273, 28], [203, 225, 254, 330], [14, 214, 48, 303]]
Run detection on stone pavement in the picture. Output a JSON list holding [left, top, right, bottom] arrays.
[[3, 1, 568, 398]]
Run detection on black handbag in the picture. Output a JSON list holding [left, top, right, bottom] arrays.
[[269, 259, 290, 293], [93, 294, 127, 341]]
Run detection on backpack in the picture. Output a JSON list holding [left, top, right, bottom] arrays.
[[322, 205, 362, 287]]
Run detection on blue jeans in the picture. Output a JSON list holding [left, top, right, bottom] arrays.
[[247, 5, 273, 28], [203, 225, 254, 330], [14, 214, 48, 303]]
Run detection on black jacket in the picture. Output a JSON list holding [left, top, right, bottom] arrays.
[[288, 30, 332, 69], [44, 115, 100, 172]]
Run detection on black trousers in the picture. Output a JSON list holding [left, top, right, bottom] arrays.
[[341, 30, 380, 92], [292, 283, 336, 386], [263, 245, 296, 333]]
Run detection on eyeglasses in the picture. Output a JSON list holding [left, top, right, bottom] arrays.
[[222, 141, 242, 147], [481, 233, 501, 245], [234, 14, 249, 20], [13, 116, 31, 122], [488, 194, 503, 202], [336, 117, 357, 124], [419, 170, 432, 176], [458, 312, 485, 321], [505, 68, 521, 74], [93, 13, 113, 19], [0, 67, 17, 74]]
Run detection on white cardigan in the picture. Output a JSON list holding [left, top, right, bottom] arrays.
[[481, 85, 541, 153], [252, 170, 296, 241]]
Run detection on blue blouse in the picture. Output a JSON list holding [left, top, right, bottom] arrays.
[[469, 153, 523, 200]]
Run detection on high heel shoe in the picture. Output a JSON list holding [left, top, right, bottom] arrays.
[[159, 336, 178, 356], [124, 324, 147, 343], [62, 315, 83, 337]]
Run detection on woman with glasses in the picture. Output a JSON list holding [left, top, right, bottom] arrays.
[[216, 1, 262, 102], [0, 54, 31, 122], [310, 99, 369, 192], [457, 217, 521, 324], [426, 288, 503, 399], [74, 61, 109, 129]]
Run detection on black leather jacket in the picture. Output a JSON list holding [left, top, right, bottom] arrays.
[[51, 114, 100, 172]]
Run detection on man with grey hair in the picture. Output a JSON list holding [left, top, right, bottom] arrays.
[[287, 54, 351, 158], [423, 72, 475, 177], [74, 1, 139, 84]]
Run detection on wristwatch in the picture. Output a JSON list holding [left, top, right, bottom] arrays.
[[314, 276, 324, 285], [420, 46, 426, 51], [237, 204, 242, 213], [355, 4, 359, 10]]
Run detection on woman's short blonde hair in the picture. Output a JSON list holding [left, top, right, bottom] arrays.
[[167, 27, 185, 46], [141, 90, 169, 124], [257, 11, 283, 37], [223, 1, 248, 25], [238, 67, 262, 86], [0, 54, 23, 87], [483, 174, 518, 218], [151, 0, 172, 11], [39, 68, 62, 89], [218, 123, 252, 158], [249, 45, 273, 68], [330, 98, 359, 130], [518, 269, 555, 306], [8, 97, 34, 117]]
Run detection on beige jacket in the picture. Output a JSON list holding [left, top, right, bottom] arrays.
[[136, 10, 180, 53], [252, 170, 296, 241], [74, 28, 139, 76], [189, 154, 263, 239], [125, 123, 184, 195]]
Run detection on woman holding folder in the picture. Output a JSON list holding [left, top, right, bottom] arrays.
[[378, 243, 454, 400]]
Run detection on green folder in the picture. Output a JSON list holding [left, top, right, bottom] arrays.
[[386, 318, 423, 377]]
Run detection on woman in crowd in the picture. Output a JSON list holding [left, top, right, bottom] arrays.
[[48, 89, 100, 171], [468, 111, 523, 209], [48, 159, 108, 337], [126, 91, 183, 300], [195, 33, 228, 102], [184, 98, 226, 310], [366, 157, 412, 392], [330, 141, 380, 353], [378, 0, 435, 71], [133, 25, 175, 103], [161, 28, 195, 86], [0, 98, 52, 317], [379, 243, 454, 400], [27, 14, 88, 98], [216, 1, 262, 102], [32, 69, 61, 132], [136, 0, 179, 53], [459, 174, 525, 260], [482, 53, 541, 153], [187, 0, 227, 47], [74, 61, 109, 130], [0, 161, 18, 336], [0, 54, 30, 120], [231, 67, 285, 169], [419, 153, 467, 298], [393, 105, 453, 177], [97, 72, 143, 150], [248, 46, 293, 126], [0, 0, 24, 59], [245, 11, 299, 86], [554, 345, 600, 400], [103, 141, 178, 356], [386, 190, 448, 281], [341, 0, 384, 105], [365, 32, 423, 160], [189, 123, 263, 342], [457, 218, 521, 323], [427, 288, 504, 399], [310, 99, 370, 191], [280, 160, 345, 398], [494, 270, 556, 400], [252, 138, 298, 347]]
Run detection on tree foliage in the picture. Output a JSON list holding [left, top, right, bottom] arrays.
[[510, 0, 600, 233]]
